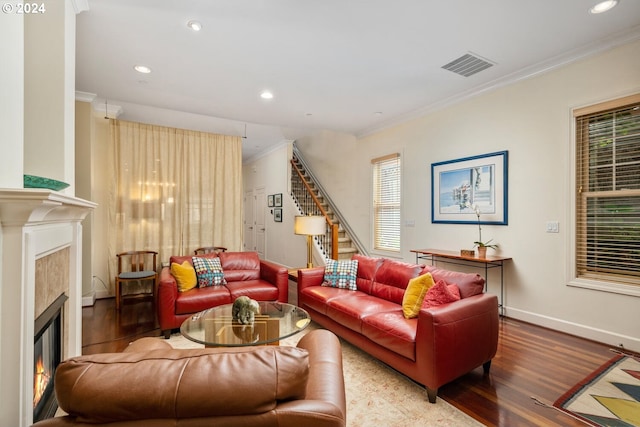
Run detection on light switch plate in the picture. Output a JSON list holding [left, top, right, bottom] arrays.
[[546, 221, 559, 233]]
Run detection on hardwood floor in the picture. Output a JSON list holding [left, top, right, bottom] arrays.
[[82, 298, 621, 426]]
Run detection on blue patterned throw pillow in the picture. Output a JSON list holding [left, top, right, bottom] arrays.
[[192, 257, 226, 287], [323, 259, 359, 290]]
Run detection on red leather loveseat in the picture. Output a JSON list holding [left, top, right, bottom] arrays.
[[297, 254, 499, 403], [157, 251, 288, 338]]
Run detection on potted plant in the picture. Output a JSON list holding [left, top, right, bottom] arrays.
[[467, 202, 498, 258]]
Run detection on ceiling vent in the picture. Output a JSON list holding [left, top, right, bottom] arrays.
[[442, 53, 495, 77]]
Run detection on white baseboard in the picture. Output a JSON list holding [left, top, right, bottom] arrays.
[[505, 306, 640, 353], [94, 289, 111, 300], [82, 292, 96, 307]]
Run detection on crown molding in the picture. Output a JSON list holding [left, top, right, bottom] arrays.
[[93, 99, 123, 118], [75, 91, 96, 103]]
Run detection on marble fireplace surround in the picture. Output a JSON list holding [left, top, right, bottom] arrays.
[[0, 190, 95, 427]]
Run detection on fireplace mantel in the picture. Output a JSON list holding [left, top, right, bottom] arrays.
[[0, 189, 96, 226], [0, 189, 96, 427]]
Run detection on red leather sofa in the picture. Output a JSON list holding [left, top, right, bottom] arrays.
[[157, 251, 288, 338], [297, 254, 499, 403]]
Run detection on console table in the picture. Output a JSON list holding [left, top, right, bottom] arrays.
[[410, 248, 511, 315]]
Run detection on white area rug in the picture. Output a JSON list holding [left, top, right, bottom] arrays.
[[165, 323, 482, 427]]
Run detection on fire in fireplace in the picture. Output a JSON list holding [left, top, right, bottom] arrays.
[[33, 293, 67, 423], [34, 353, 52, 408]]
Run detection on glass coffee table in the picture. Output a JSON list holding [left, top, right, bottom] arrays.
[[180, 302, 311, 347]]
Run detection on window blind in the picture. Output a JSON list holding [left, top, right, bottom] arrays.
[[575, 94, 640, 286], [372, 153, 401, 252]]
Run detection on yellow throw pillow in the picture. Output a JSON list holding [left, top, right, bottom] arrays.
[[402, 272, 435, 319], [171, 261, 197, 292]]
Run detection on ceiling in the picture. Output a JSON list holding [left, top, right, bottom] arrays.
[[76, 0, 640, 160]]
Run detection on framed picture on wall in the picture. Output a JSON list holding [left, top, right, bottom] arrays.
[[274, 193, 283, 207], [274, 208, 282, 222], [431, 151, 508, 225], [267, 194, 274, 207]]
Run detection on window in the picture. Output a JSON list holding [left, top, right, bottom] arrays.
[[372, 153, 401, 252], [575, 94, 640, 287]]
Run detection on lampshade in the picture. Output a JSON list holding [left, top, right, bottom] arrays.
[[294, 215, 325, 236]]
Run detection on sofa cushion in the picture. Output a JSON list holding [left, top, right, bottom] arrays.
[[425, 266, 485, 298], [370, 259, 423, 304], [171, 261, 198, 292], [176, 286, 232, 315], [351, 254, 384, 294], [226, 279, 280, 301], [218, 251, 261, 282], [54, 346, 310, 423], [323, 259, 358, 290], [299, 286, 359, 316], [402, 272, 435, 319], [361, 310, 417, 360], [326, 294, 399, 334], [192, 256, 226, 287], [423, 280, 461, 308]]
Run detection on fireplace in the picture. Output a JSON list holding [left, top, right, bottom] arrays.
[[0, 190, 95, 427], [33, 293, 67, 423]]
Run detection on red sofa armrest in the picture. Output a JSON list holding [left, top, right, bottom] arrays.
[[157, 267, 179, 333], [260, 260, 289, 303], [416, 293, 499, 391], [297, 267, 326, 292]]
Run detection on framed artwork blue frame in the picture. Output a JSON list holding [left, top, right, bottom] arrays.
[[431, 151, 508, 225]]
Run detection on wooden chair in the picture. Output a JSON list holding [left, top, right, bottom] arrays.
[[193, 246, 227, 255], [115, 250, 158, 310]]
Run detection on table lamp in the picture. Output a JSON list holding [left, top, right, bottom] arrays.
[[294, 215, 325, 268]]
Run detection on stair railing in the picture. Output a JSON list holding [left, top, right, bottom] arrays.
[[290, 159, 339, 260], [290, 143, 368, 258]]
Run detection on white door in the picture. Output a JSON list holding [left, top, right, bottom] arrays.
[[244, 190, 255, 251], [255, 187, 266, 258]]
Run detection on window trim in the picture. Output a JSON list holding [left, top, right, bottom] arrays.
[[568, 93, 640, 297]]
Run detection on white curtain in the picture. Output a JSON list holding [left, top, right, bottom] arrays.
[[108, 120, 243, 282]]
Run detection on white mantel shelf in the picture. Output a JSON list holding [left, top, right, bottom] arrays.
[[0, 189, 96, 427], [0, 189, 97, 226]]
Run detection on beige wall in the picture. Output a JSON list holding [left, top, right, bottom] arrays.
[[76, 103, 111, 300], [23, 0, 76, 191], [296, 39, 640, 351], [0, 12, 24, 187], [76, 101, 93, 300]]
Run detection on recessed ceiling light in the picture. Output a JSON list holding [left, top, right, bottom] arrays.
[[187, 20, 202, 31], [260, 91, 274, 100], [590, 0, 619, 14], [134, 65, 152, 74]]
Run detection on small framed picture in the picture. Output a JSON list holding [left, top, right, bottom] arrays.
[[274, 193, 283, 207], [267, 194, 274, 207], [274, 208, 282, 222]]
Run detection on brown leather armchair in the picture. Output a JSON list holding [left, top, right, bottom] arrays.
[[32, 329, 346, 427]]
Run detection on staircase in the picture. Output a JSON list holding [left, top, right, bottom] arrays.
[[290, 145, 364, 262]]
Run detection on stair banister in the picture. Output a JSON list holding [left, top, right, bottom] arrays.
[[290, 159, 340, 260], [291, 144, 368, 257]]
